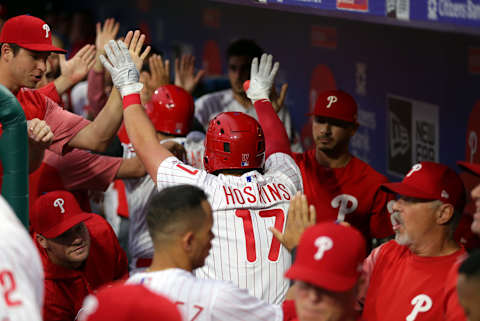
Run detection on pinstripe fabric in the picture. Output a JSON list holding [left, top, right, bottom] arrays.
[[155, 153, 303, 304]]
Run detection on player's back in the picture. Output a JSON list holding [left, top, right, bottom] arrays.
[[156, 153, 303, 304], [128, 268, 282, 321]]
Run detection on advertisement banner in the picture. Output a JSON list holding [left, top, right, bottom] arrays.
[[387, 95, 439, 176], [337, 0, 369, 11]]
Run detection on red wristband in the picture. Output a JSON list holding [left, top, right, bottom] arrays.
[[122, 93, 141, 110]]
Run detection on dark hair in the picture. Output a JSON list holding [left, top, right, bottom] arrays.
[[226, 39, 263, 61], [0, 43, 21, 56], [459, 250, 480, 278], [147, 185, 208, 243]]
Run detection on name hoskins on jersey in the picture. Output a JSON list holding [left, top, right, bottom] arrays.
[[155, 153, 303, 304]]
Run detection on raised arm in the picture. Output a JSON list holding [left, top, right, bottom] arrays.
[[100, 39, 172, 184], [246, 54, 290, 157], [68, 31, 150, 153], [54, 44, 96, 96]]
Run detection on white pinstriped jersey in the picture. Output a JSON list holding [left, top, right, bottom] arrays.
[[156, 153, 303, 304], [0, 196, 43, 321], [122, 133, 205, 273], [127, 268, 283, 321]]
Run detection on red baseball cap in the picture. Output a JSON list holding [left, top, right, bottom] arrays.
[[0, 15, 66, 53], [458, 161, 480, 177], [31, 190, 91, 239], [382, 161, 466, 212], [308, 89, 358, 123], [78, 283, 182, 321], [285, 222, 366, 292]]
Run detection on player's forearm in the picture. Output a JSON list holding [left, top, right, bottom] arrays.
[[87, 69, 108, 117], [116, 156, 146, 179], [254, 99, 290, 157], [53, 75, 75, 96], [123, 102, 171, 183], [84, 88, 123, 151]]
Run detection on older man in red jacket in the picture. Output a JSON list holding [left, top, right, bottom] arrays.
[[31, 190, 128, 321]]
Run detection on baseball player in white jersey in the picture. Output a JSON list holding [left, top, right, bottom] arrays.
[[119, 84, 205, 273], [101, 40, 302, 303], [127, 184, 283, 321], [0, 196, 44, 321]]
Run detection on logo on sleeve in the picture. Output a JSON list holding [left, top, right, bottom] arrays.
[[42, 24, 50, 38], [314, 236, 333, 260], [406, 294, 432, 321], [331, 194, 358, 221], [53, 198, 65, 214], [326, 95, 338, 108]]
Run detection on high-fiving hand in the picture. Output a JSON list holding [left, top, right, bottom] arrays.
[[245, 53, 279, 102], [100, 40, 143, 97]]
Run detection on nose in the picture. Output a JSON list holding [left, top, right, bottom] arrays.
[[318, 122, 331, 135], [37, 58, 47, 73]]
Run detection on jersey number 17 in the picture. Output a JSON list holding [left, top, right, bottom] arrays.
[[235, 209, 285, 262]]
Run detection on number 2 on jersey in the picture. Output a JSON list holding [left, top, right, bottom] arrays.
[[0, 270, 22, 307], [235, 209, 285, 262]]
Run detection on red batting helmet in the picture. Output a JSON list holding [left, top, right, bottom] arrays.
[[204, 112, 265, 173], [146, 85, 194, 136]]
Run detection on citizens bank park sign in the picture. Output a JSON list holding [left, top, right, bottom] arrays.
[[258, 0, 480, 31]]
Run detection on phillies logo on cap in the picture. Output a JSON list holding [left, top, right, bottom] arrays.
[[314, 236, 333, 260], [326, 95, 338, 108], [441, 190, 449, 199], [53, 198, 65, 213], [406, 163, 422, 177], [42, 24, 50, 38]]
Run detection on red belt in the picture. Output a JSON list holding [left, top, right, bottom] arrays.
[[135, 258, 152, 268]]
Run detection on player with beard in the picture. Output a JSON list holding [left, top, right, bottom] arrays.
[[360, 161, 467, 321], [289, 90, 393, 246]]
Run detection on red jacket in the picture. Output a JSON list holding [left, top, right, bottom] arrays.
[[35, 214, 128, 321]]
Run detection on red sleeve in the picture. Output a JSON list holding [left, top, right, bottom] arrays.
[[281, 300, 297, 321], [36, 82, 62, 105], [253, 99, 290, 157], [42, 149, 122, 191], [369, 187, 395, 239], [87, 69, 108, 118], [43, 281, 75, 321], [43, 96, 90, 155]]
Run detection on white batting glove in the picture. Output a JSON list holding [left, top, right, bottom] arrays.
[[99, 40, 143, 97], [246, 53, 279, 102]]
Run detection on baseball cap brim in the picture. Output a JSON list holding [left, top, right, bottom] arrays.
[[285, 264, 357, 292], [305, 112, 358, 124], [16, 42, 66, 53], [381, 182, 438, 200], [42, 213, 91, 239], [458, 161, 480, 177]]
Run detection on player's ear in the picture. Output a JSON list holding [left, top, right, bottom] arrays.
[[182, 231, 195, 252], [1, 43, 14, 62], [36, 234, 48, 249], [436, 203, 454, 225]]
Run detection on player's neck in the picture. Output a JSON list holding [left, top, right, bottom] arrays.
[[407, 231, 460, 257], [0, 72, 20, 94], [148, 251, 193, 272], [315, 148, 352, 169], [232, 90, 252, 109]]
